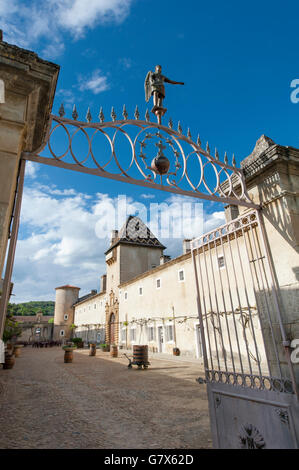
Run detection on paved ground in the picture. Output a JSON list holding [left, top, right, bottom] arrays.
[[0, 347, 212, 449]]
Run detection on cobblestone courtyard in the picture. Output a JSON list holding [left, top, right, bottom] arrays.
[[0, 347, 212, 449]]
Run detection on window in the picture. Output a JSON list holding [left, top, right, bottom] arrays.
[[156, 279, 161, 289], [165, 324, 174, 342], [178, 269, 185, 282], [94, 304, 97, 309], [60, 330, 65, 337], [139, 287, 143, 296], [124, 292, 128, 301], [121, 328, 127, 343], [130, 328, 136, 342], [147, 326, 155, 342], [218, 255, 225, 269], [64, 314, 68, 321]]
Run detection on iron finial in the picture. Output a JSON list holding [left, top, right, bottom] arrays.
[[168, 117, 173, 129], [187, 128, 192, 140], [215, 148, 219, 160], [197, 134, 201, 147], [224, 151, 228, 165], [72, 104, 78, 121], [232, 153, 236, 167], [111, 106, 117, 122], [122, 104, 128, 120], [145, 109, 150, 122], [206, 141, 210, 154], [58, 103, 65, 118], [86, 107, 92, 123], [177, 121, 182, 134], [99, 107, 105, 123], [134, 105, 140, 120]]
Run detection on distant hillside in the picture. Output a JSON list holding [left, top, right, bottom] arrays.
[[7, 301, 55, 316]]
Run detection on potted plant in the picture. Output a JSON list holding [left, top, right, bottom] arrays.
[[100, 343, 110, 352], [2, 316, 22, 368], [71, 337, 84, 348], [173, 347, 180, 356], [62, 344, 77, 363]]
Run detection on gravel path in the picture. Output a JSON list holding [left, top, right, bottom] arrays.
[[0, 347, 212, 449]]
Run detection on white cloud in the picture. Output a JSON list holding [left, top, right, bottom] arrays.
[[78, 69, 109, 94], [12, 183, 225, 303], [140, 194, 156, 200], [25, 161, 38, 179], [0, 0, 134, 57]]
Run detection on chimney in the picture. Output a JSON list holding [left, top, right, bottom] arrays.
[[91, 289, 97, 296], [224, 205, 239, 223], [111, 230, 119, 246], [183, 239, 191, 254], [100, 274, 107, 293], [160, 255, 171, 265]]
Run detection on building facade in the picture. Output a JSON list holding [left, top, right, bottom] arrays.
[[53, 135, 299, 381]]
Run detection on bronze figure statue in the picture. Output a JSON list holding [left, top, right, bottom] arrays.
[[145, 65, 184, 123]]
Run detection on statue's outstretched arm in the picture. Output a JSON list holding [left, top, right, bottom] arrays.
[[164, 77, 184, 85]]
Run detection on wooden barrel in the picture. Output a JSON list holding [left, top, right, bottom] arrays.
[[64, 348, 73, 363], [110, 345, 118, 358], [89, 343, 96, 356], [133, 345, 148, 364], [13, 346, 22, 358], [3, 352, 15, 369]]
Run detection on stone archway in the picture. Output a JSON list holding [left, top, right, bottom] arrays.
[[109, 313, 116, 345], [105, 290, 119, 345]]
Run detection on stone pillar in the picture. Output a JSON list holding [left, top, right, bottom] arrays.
[[0, 34, 59, 336], [240, 135, 299, 386]]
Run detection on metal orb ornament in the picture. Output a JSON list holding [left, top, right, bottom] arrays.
[[151, 154, 170, 175]]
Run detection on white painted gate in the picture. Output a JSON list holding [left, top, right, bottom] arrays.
[[191, 210, 299, 449]]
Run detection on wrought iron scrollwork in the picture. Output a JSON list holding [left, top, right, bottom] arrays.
[[25, 107, 258, 208]]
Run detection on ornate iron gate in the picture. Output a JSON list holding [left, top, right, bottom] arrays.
[[191, 210, 299, 449]]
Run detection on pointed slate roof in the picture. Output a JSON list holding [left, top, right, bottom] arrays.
[[105, 215, 165, 254]]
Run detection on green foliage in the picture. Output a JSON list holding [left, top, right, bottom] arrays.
[[48, 318, 54, 324], [3, 317, 22, 343], [71, 337, 83, 345], [70, 323, 77, 330], [7, 301, 55, 316]]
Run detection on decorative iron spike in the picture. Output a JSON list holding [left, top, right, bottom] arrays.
[[232, 153, 236, 167], [86, 107, 92, 123], [58, 103, 65, 118], [122, 104, 128, 120], [111, 106, 117, 122], [187, 128, 192, 140], [206, 141, 210, 154], [215, 148, 219, 160], [197, 134, 201, 147], [168, 117, 173, 129], [72, 104, 78, 121], [99, 107, 105, 123], [134, 105, 140, 120], [145, 109, 150, 122], [224, 151, 228, 165], [177, 121, 182, 134]]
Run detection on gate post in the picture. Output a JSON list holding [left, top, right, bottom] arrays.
[[0, 33, 59, 337], [239, 136, 299, 390]]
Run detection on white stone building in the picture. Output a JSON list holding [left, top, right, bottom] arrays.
[[53, 135, 299, 379]]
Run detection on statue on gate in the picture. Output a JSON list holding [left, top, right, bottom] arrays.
[[144, 65, 184, 124]]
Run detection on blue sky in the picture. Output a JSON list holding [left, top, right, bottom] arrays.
[[1, 0, 299, 302]]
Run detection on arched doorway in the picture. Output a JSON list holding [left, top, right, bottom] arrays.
[[109, 313, 116, 345]]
